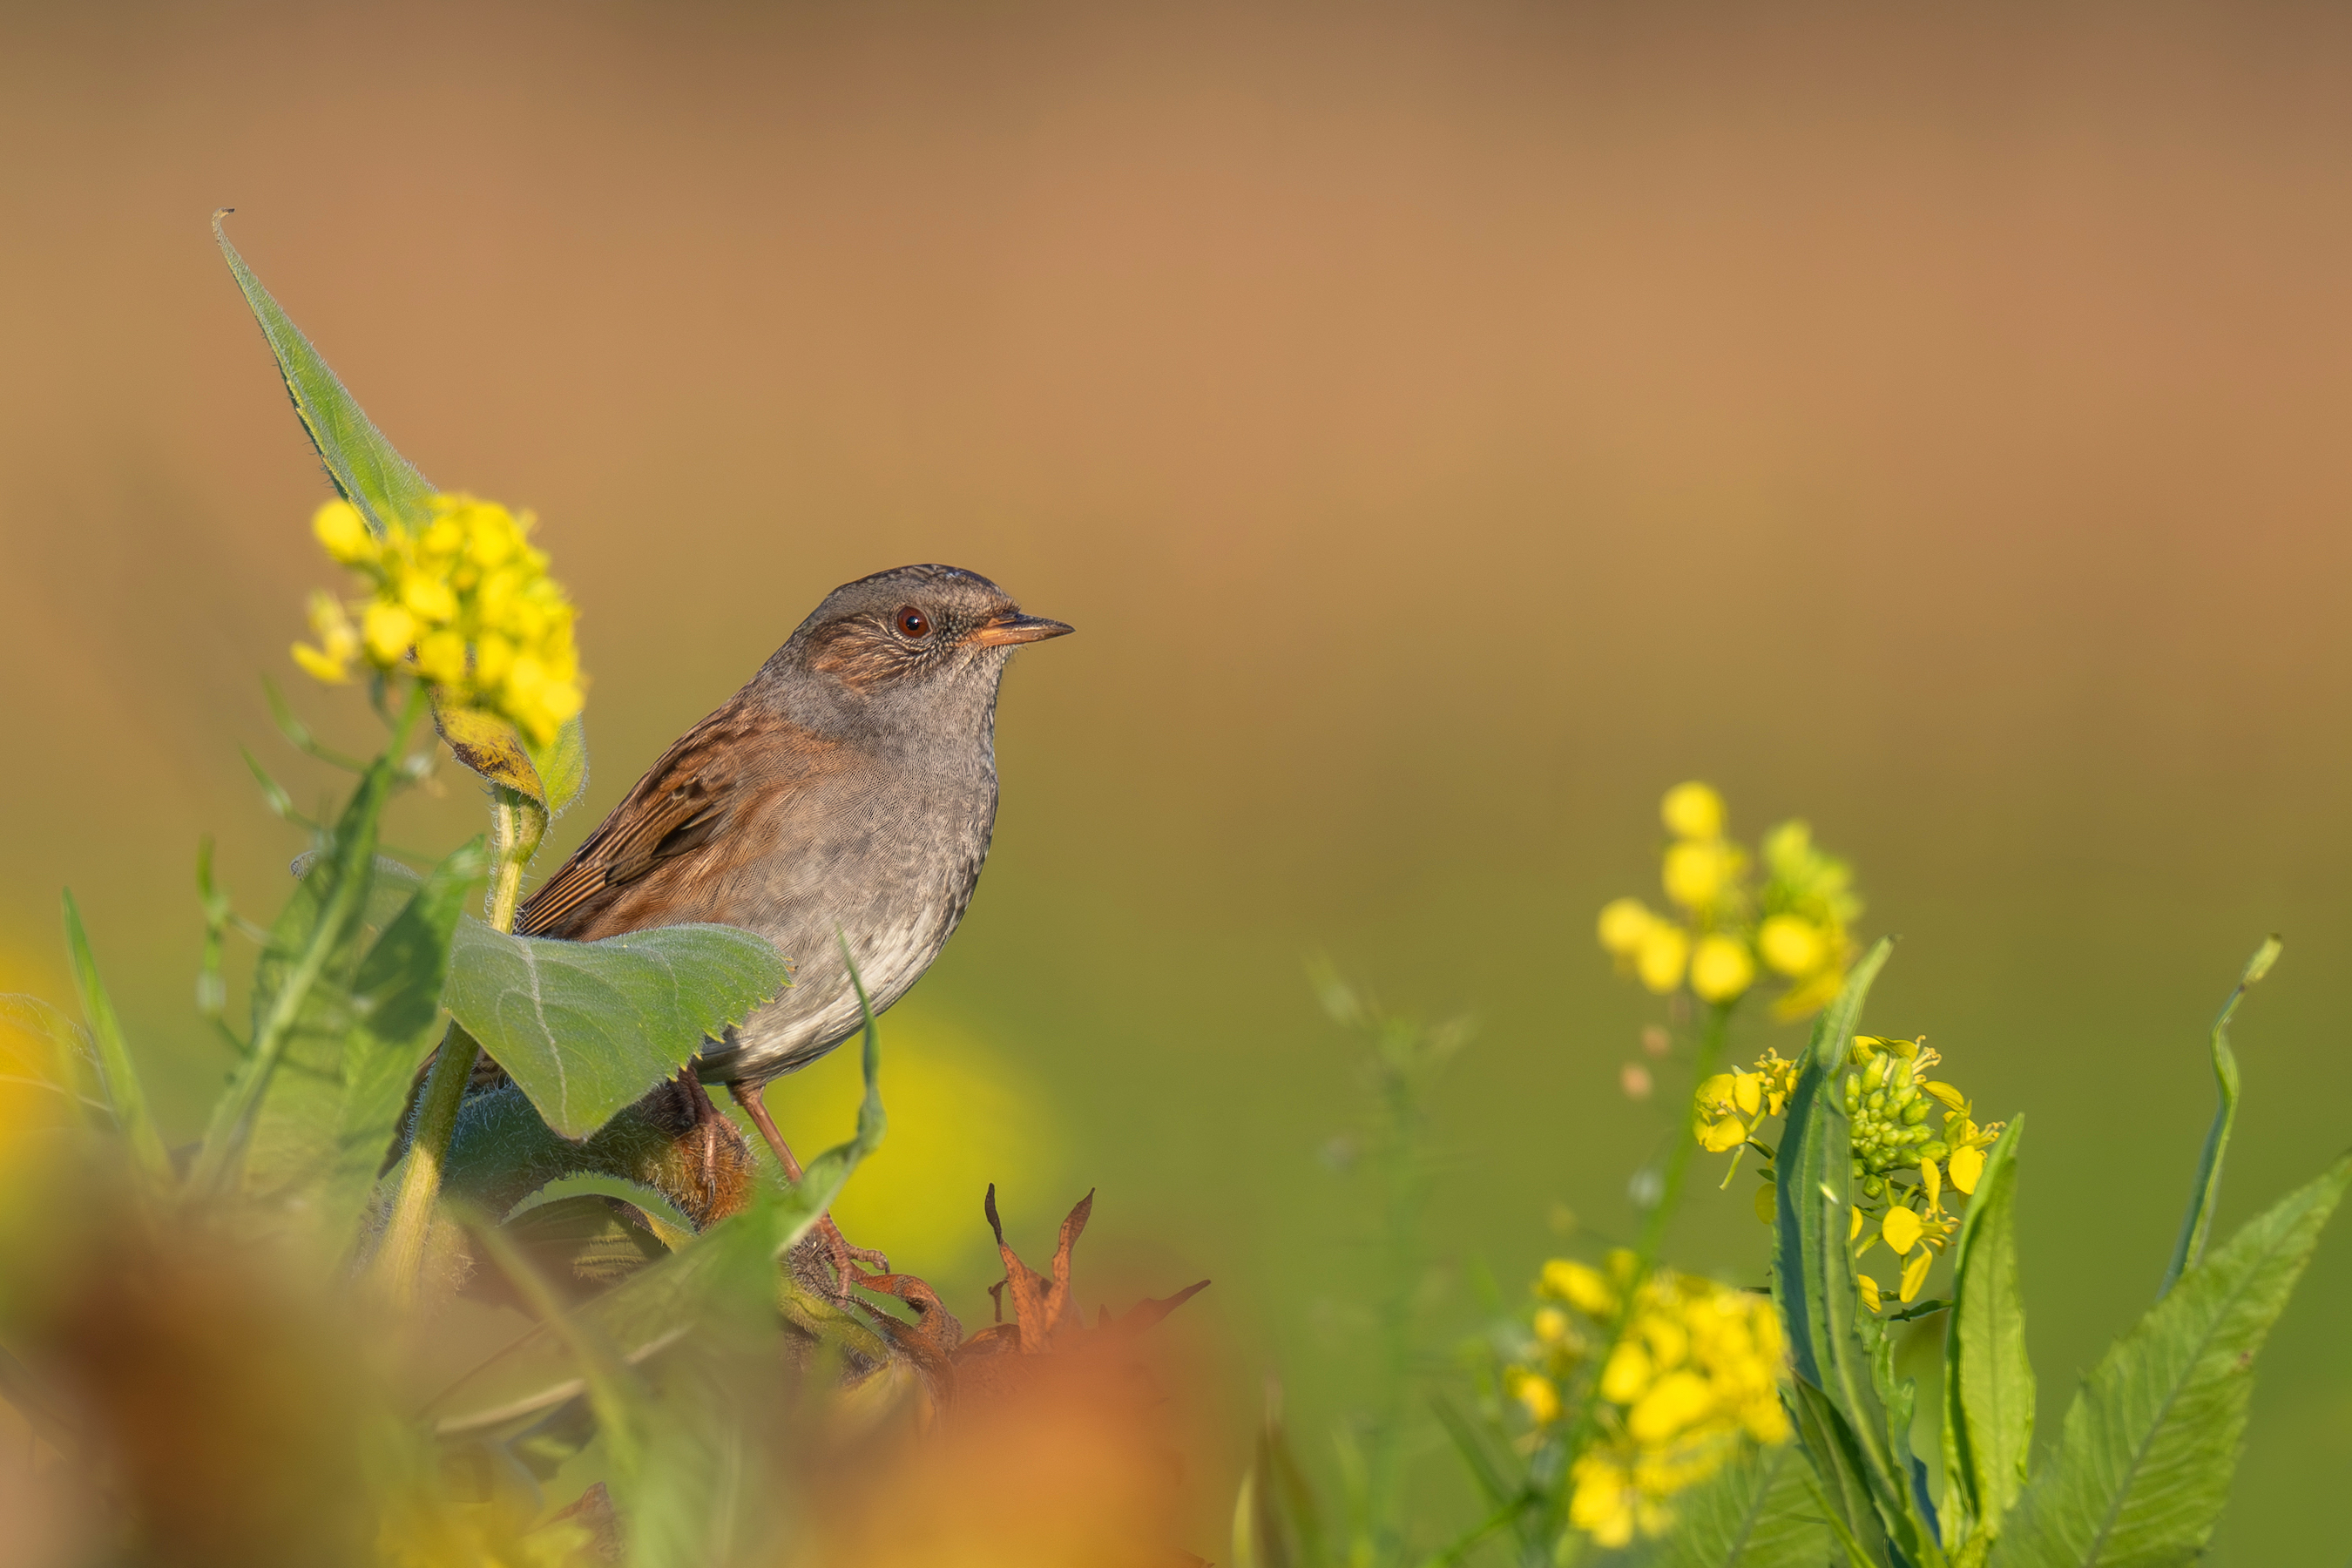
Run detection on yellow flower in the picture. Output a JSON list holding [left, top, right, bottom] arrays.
[[293, 492, 588, 745], [1699, 1118, 1748, 1153], [292, 590, 361, 683], [1542, 1259, 1618, 1317], [1599, 1341, 1652, 1404], [1881, 1206, 1924, 1256], [1598, 896, 1657, 956], [1690, 935, 1755, 1004], [1532, 1307, 1570, 1344], [1663, 840, 1732, 909], [1635, 923, 1690, 994], [1570, 1455, 1639, 1548], [1858, 1273, 1882, 1313], [1757, 914, 1825, 977], [1949, 1144, 1985, 1195], [311, 499, 377, 564], [1660, 781, 1726, 840], [362, 602, 417, 664], [1900, 1247, 1934, 1303], [1921, 1158, 1942, 1210], [1627, 1370, 1713, 1443], [1507, 1368, 1562, 1426]]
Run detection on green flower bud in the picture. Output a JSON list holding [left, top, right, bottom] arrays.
[[1903, 1100, 1929, 1125], [1862, 1174, 1885, 1198], [1919, 1141, 1950, 1161], [1867, 1090, 1886, 1112]]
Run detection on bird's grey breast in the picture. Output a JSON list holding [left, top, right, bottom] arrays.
[[700, 746, 997, 1084]]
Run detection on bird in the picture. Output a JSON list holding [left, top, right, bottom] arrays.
[[511, 563, 1071, 1266]]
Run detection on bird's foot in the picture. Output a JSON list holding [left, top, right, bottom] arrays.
[[818, 1213, 889, 1300]]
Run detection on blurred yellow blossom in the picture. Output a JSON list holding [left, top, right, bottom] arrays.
[[1596, 784, 1862, 1020], [1660, 781, 1726, 840], [1689, 935, 1755, 1004], [291, 494, 585, 743], [1512, 1257, 1790, 1549], [1635, 923, 1689, 995]]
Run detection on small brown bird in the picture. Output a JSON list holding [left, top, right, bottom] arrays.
[[515, 564, 1071, 1256]]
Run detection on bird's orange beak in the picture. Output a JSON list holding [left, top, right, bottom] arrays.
[[970, 612, 1074, 647]]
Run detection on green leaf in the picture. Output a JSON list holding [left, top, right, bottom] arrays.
[[2160, 937, 2278, 1296], [192, 745, 402, 1193], [529, 713, 590, 818], [443, 920, 787, 1139], [214, 212, 434, 533], [428, 978, 883, 1437], [1989, 1154, 2351, 1568], [1941, 1119, 2032, 1550], [1771, 939, 1937, 1566], [60, 891, 172, 1187], [1652, 1442, 1836, 1568], [238, 841, 480, 1250]]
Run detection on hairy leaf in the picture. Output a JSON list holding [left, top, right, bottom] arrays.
[[1941, 1119, 2031, 1549], [443, 919, 786, 1139], [1653, 1442, 1835, 1568], [214, 213, 434, 532], [240, 841, 480, 1247], [1990, 1155, 2349, 1568]]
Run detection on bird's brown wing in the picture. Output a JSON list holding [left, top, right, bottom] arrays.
[[516, 700, 804, 940]]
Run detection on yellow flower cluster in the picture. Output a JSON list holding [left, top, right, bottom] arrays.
[[1700, 1034, 2004, 1309], [1505, 1251, 1790, 1549], [1596, 784, 1860, 1017], [291, 495, 585, 744]]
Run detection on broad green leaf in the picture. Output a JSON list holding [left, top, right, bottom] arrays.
[[2160, 937, 2278, 1296], [60, 891, 172, 1187], [237, 841, 478, 1249], [1771, 940, 1937, 1566], [214, 212, 434, 533], [429, 981, 884, 1436], [1652, 1442, 1836, 1568], [1989, 1154, 2351, 1568], [1788, 1377, 1896, 1568], [1941, 1119, 2031, 1550], [442, 1082, 741, 1226], [443, 919, 787, 1139]]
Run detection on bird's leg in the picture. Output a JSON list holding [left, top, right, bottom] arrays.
[[726, 1080, 889, 1288], [668, 1067, 751, 1226]]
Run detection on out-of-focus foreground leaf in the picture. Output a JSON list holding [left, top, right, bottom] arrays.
[[1988, 1154, 2350, 1568], [442, 919, 787, 1139], [1652, 1442, 1835, 1568], [61, 891, 172, 1187]]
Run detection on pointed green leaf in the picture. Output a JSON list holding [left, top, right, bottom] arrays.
[[1990, 1154, 2351, 1568], [1941, 1119, 2031, 1549], [60, 891, 172, 1187], [1654, 1442, 1836, 1568], [214, 212, 434, 533], [1772, 940, 1938, 1565], [443, 920, 787, 1139]]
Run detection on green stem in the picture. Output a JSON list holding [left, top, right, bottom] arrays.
[[187, 681, 426, 1197], [368, 782, 544, 1308]]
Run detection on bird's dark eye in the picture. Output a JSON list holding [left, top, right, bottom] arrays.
[[895, 605, 931, 639]]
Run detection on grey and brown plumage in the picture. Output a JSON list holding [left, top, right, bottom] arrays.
[[512, 563, 1071, 1244]]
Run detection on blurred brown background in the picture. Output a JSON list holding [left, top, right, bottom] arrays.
[[6, 2, 2352, 1558]]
